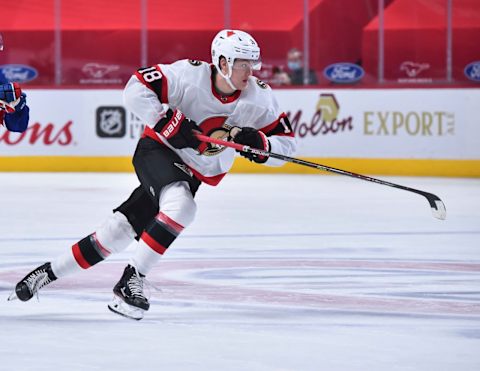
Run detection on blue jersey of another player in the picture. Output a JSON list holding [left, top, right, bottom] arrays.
[[0, 74, 30, 132]]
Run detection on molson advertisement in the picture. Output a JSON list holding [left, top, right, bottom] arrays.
[[1, 88, 479, 176], [274, 89, 473, 158], [272, 89, 479, 176]]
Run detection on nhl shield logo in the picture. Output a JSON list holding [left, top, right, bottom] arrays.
[[96, 106, 126, 138]]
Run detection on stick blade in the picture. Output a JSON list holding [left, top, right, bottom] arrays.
[[425, 194, 447, 220], [431, 199, 447, 220], [418, 190, 446, 220]]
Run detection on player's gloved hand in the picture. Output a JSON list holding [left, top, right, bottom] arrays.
[[15, 93, 27, 112], [156, 108, 207, 153], [0, 83, 24, 113], [232, 127, 270, 163]]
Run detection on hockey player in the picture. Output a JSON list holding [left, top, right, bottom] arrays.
[[11, 29, 296, 320], [0, 33, 30, 132]]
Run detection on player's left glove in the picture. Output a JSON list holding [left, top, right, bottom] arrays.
[[232, 127, 270, 164], [0, 83, 25, 113]]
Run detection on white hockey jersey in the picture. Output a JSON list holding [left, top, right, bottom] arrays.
[[123, 59, 296, 186]]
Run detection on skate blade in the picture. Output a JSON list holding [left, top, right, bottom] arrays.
[[108, 296, 144, 321], [7, 290, 18, 301]]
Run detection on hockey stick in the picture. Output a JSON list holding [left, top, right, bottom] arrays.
[[195, 133, 447, 220]]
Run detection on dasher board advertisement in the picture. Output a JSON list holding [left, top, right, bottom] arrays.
[[1, 88, 479, 176]]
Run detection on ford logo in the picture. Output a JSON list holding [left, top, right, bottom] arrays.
[[323, 63, 364, 83], [464, 61, 480, 82], [0, 64, 38, 83]]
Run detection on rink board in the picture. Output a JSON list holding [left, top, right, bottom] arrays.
[[0, 88, 479, 176], [1, 156, 478, 178]]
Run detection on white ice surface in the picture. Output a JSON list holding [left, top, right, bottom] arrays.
[[0, 172, 479, 371]]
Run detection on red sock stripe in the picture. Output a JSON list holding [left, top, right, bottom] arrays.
[[157, 212, 184, 234], [141, 231, 167, 255], [72, 243, 91, 269]]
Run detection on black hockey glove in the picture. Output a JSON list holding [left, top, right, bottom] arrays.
[[156, 109, 207, 153], [232, 127, 270, 164]]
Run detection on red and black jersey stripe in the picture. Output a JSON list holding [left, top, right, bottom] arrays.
[[261, 113, 294, 138], [134, 65, 169, 103]]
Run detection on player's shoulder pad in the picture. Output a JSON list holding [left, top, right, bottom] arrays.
[[246, 76, 274, 100], [167, 59, 210, 79], [174, 59, 207, 68], [246, 76, 273, 95], [170, 59, 208, 68], [242, 76, 280, 115], [255, 78, 270, 90], [187, 59, 203, 67]]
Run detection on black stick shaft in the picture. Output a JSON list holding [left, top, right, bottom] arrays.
[[196, 134, 447, 220]]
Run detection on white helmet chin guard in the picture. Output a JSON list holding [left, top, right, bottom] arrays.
[[211, 29, 261, 89]]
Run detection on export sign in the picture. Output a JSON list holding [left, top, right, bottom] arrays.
[[273, 88, 478, 159], [364, 111, 454, 136]]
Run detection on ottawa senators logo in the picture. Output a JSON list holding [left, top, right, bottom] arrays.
[[188, 59, 202, 66], [256, 78, 268, 89], [202, 128, 231, 156], [198, 116, 230, 156]]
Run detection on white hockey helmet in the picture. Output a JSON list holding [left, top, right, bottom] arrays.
[[211, 29, 261, 80]]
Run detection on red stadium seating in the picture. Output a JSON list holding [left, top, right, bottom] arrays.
[[2, 0, 476, 86], [362, 0, 480, 83]]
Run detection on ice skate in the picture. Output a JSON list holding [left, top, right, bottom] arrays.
[[8, 262, 57, 301], [108, 264, 150, 320]]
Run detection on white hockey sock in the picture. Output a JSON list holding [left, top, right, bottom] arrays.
[[129, 182, 196, 275], [51, 249, 83, 278], [51, 212, 135, 278], [129, 239, 163, 275]]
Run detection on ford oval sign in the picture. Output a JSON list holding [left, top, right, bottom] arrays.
[[323, 63, 364, 84], [0, 64, 38, 83], [464, 61, 480, 82]]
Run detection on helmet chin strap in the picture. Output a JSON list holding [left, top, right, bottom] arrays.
[[225, 76, 238, 91], [215, 65, 239, 91]]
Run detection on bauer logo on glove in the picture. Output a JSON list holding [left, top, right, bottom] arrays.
[[155, 108, 207, 154], [161, 109, 185, 139]]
